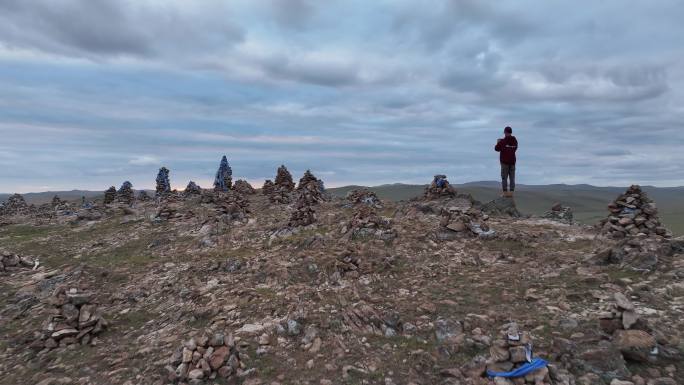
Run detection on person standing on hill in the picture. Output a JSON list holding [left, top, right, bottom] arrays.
[[495, 126, 518, 198]]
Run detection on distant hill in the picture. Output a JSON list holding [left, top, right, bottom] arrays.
[[328, 182, 684, 236], [3, 183, 683, 235]]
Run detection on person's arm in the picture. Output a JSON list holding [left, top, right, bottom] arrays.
[[495, 139, 502, 152], [509, 137, 518, 153]]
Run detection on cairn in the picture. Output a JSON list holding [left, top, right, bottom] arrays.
[[424, 175, 457, 200], [215, 192, 250, 223], [184, 181, 202, 196], [439, 208, 494, 239], [103, 187, 117, 204], [484, 322, 550, 384], [165, 332, 246, 383], [274, 164, 295, 191], [288, 195, 316, 227], [262, 180, 275, 195], [598, 293, 658, 363], [296, 170, 325, 205], [346, 189, 382, 208], [156, 167, 171, 196], [213, 155, 233, 191], [137, 190, 151, 202], [343, 205, 396, 240], [543, 203, 573, 224], [0, 193, 31, 216], [1, 251, 38, 272], [50, 195, 71, 215], [117, 181, 134, 204], [233, 179, 256, 195], [598, 185, 670, 239], [33, 287, 108, 350]]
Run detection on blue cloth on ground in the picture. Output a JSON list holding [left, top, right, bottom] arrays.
[[486, 358, 548, 378]]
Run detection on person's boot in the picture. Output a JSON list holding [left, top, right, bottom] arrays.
[[507, 191, 515, 198], [501, 191, 508, 198]]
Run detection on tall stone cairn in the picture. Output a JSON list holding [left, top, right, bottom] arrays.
[[274, 165, 295, 191], [213, 155, 233, 191], [598, 185, 670, 239], [0, 193, 30, 216], [288, 195, 316, 227], [156, 167, 171, 196], [184, 181, 202, 196], [103, 187, 117, 204], [262, 180, 275, 195], [424, 174, 457, 200], [233, 179, 256, 195], [117, 181, 134, 204], [296, 169, 325, 205]]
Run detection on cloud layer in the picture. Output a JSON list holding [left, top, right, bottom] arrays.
[[1, 0, 683, 192]]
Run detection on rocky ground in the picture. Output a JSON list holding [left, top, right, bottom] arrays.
[[0, 185, 682, 385]]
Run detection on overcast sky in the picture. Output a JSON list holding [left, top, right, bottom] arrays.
[[1, 0, 683, 193]]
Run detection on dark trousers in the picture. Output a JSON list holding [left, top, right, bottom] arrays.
[[501, 163, 515, 191]]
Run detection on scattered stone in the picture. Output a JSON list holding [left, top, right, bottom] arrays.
[[543, 203, 573, 224], [438, 207, 494, 240], [1, 251, 39, 272], [342, 205, 396, 240], [346, 189, 382, 208], [168, 332, 243, 383]]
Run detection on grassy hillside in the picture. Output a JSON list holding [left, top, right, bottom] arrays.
[[328, 182, 684, 236]]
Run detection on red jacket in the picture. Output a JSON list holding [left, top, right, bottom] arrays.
[[495, 136, 518, 165]]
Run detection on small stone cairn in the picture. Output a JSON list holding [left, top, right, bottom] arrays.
[[33, 287, 108, 350], [543, 203, 573, 224], [103, 187, 117, 204], [165, 332, 247, 383], [233, 179, 256, 195], [346, 189, 382, 208], [598, 185, 670, 239], [424, 174, 457, 200], [117, 181, 135, 205]]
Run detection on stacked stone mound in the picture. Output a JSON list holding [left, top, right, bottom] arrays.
[[599, 185, 670, 239], [346, 189, 382, 208], [296, 170, 325, 205], [343, 205, 396, 240], [213, 155, 232, 191], [33, 287, 108, 350], [0, 193, 31, 216], [274, 164, 295, 191], [262, 180, 275, 195], [184, 181, 202, 197], [233, 179, 256, 195], [156, 167, 171, 196], [155, 202, 179, 221], [590, 236, 673, 271], [50, 195, 72, 215], [424, 175, 457, 200], [543, 203, 573, 224], [165, 332, 246, 383], [598, 293, 659, 363], [288, 196, 316, 227], [117, 181, 134, 204], [103, 187, 117, 204], [484, 322, 550, 385], [215, 192, 250, 222], [438, 207, 494, 240], [0, 251, 37, 271]]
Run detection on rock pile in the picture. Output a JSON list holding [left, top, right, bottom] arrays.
[[288, 196, 316, 227], [598, 293, 659, 363], [543, 203, 573, 224], [165, 332, 247, 383], [334, 246, 396, 280], [0, 193, 31, 215], [33, 287, 108, 350], [215, 192, 250, 223], [103, 187, 117, 204], [233, 179, 256, 195], [261, 180, 275, 195], [156, 167, 171, 196], [184, 181, 202, 196], [50, 195, 72, 215], [274, 164, 295, 191], [424, 175, 457, 200], [346, 189, 382, 208], [481, 197, 522, 218], [296, 170, 325, 205], [483, 322, 550, 384], [137, 190, 151, 201], [438, 208, 494, 240], [0, 251, 38, 271], [213, 155, 232, 191], [590, 236, 672, 271], [155, 202, 179, 222], [599, 185, 670, 239], [343, 205, 396, 240], [117, 181, 134, 204]]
